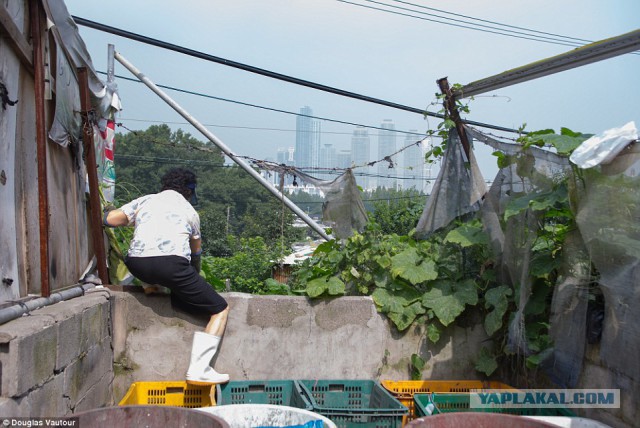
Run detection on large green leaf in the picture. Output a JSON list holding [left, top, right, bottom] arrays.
[[387, 301, 426, 331], [444, 222, 488, 247], [484, 285, 512, 336], [306, 275, 345, 298], [475, 347, 498, 376], [390, 248, 438, 285], [421, 279, 478, 326]]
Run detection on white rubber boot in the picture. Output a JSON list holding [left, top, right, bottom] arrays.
[[185, 332, 229, 385]]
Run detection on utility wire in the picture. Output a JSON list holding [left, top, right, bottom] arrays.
[[102, 71, 429, 137], [74, 16, 523, 134], [340, 0, 581, 48], [343, 0, 640, 55], [390, 0, 593, 44]]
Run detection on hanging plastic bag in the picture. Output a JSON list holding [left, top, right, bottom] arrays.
[[569, 121, 638, 168]]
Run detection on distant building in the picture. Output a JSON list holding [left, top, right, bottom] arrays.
[[319, 143, 336, 181], [402, 131, 424, 191], [335, 150, 352, 169], [376, 119, 397, 189], [294, 106, 321, 174], [275, 146, 295, 186], [351, 126, 371, 190]]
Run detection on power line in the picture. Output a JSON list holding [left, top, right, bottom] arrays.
[[339, 0, 581, 48], [102, 71, 429, 137], [73, 16, 523, 134], [390, 0, 593, 44], [342, 0, 640, 55]]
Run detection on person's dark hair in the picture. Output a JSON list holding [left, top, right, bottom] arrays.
[[160, 168, 197, 200]]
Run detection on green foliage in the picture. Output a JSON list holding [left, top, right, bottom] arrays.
[[292, 220, 494, 333], [200, 236, 278, 294], [367, 189, 426, 235], [475, 347, 498, 376], [411, 353, 426, 380]]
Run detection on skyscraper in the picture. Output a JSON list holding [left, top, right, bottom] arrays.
[[319, 143, 336, 181], [377, 119, 397, 190], [402, 131, 425, 191], [294, 106, 321, 174], [350, 126, 371, 190]]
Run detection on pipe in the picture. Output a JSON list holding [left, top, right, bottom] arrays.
[[29, 0, 50, 297], [0, 282, 99, 325], [114, 51, 331, 241]]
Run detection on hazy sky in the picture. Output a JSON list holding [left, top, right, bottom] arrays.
[[64, 0, 639, 181]]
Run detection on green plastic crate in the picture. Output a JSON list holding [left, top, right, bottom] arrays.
[[414, 393, 576, 417], [297, 380, 408, 428], [216, 380, 312, 409]]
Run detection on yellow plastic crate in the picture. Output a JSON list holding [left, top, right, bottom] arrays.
[[381, 380, 515, 425], [119, 381, 215, 408]]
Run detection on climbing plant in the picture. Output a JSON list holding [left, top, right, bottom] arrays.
[[291, 124, 594, 379]]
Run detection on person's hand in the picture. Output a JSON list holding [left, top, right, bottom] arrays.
[[190, 254, 202, 273]]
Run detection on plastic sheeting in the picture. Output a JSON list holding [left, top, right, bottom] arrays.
[[574, 142, 640, 381], [45, 0, 121, 147], [296, 169, 368, 239], [415, 129, 486, 238], [467, 127, 585, 383]]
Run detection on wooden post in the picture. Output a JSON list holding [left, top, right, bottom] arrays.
[[437, 77, 472, 159], [77, 68, 109, 285], [29, 0, 50, 297]]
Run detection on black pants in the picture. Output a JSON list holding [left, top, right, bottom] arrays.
[[125, 255, 228, 316]]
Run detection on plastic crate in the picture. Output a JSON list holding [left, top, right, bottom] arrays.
[[381, 380, 516, 423], [217, 380, 312, 410], [118, 381, 214, 408], [414, 393, 576, 417], [298, 380, 408, 428]]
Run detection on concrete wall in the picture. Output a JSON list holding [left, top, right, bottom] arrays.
[[0, 290, 113, 417], [0, 289, 637, 428], [575, 344, 639, 428], [111, 291, 488, 404]]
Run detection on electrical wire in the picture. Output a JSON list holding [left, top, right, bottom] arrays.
[[341, 0, 640, 55], [74, 16, 523, 134], [101, 71, 430, 138], [339, 0, 581, 48]]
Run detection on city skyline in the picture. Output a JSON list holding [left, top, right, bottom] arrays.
[[273, 108, 432, 193]]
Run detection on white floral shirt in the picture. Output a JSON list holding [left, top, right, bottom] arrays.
[[120, 190, 200, 260]]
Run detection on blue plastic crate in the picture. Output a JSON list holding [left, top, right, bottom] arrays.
[[297, 380, 408, 428]]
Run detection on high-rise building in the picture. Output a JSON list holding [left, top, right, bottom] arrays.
[[402, 131, 425, 191], [294, 106, 321, 174], [319, 143, 336, 181], [351, 126, 371, 190], [275, 146, 295, 186], [377, 119, 397, 189], [335, 150, 352, 169]]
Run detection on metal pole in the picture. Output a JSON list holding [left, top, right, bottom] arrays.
[[113, 51, 330, 241], [29, 0, 50, 297], [78, 68, 109, 285]]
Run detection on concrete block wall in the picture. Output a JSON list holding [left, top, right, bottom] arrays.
[[0, 290, 113, 417], [575, 344, 639, 428], [111, 291, 489, 403]]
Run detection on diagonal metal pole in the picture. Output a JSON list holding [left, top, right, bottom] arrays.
[[113, 51, 330, 241]]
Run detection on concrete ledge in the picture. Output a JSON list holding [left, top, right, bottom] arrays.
[[111, 290, 488, 402]]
